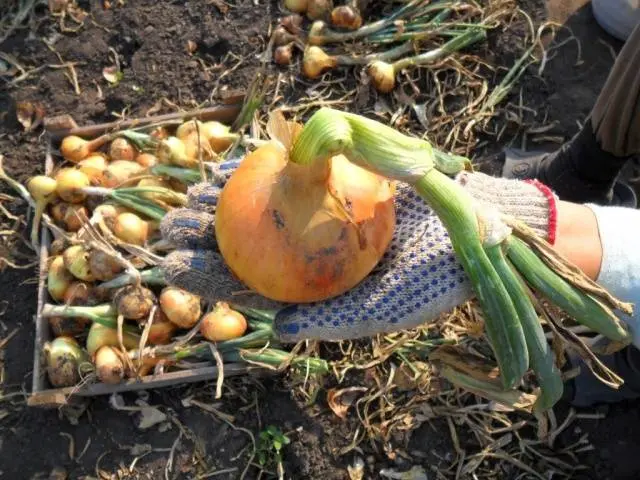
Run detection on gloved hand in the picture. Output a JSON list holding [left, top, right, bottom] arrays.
[[160, 160, 557, 342]]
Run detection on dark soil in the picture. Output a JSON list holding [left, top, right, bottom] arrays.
[[1, 0, 640, 479]]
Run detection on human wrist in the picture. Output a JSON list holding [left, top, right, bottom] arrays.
[[585, 203, 640, 347]]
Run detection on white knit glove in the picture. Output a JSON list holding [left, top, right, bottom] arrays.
[[160, 160, 557, 341]]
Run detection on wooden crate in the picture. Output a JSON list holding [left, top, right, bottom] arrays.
[[29, 103, 259, 407]]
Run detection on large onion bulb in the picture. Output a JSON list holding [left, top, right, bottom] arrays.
[[215, 127, 395, 302]]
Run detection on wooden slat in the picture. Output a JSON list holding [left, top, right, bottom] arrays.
[[28, 363, 255, 407], [46, 104, 242, 141]]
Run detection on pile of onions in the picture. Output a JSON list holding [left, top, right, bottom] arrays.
[[32, 117, 284, 390], [215, 113, 395, 302]]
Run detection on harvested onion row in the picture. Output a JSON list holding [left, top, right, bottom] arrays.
[[302, 42, 417, 79], [306, 0, 445, 45]]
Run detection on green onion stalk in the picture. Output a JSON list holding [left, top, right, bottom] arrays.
[[40, 303, 139, 334], [289, 108, 632, 403], [80, 186, 186, 221], [367, 27, 487, 93], [97, 266, 167, 290], [132, 329, 329, 375], [150, 165, 203, 184], [367, 7, 457, 44]]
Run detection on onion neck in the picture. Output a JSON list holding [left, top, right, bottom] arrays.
[[282, 154, 330, 185], [290, 107, 435, 183]]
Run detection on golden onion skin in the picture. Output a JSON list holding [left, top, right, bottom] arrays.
[[215, 142, 395, 303]]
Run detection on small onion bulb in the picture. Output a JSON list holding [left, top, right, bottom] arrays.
[[78, 155, 108, 184], [157, 136, 192, 167], [302, 46, 338, 79], [159, 287, 201, 329], [183, 131, 216, 162], [308, 20, 327, 45], [88, 249, 123, 281], [109, 137, 136, 161], [62, 280, 92, 305], [273, 26, 298, 47], [55, 168, 89, 203], [175, 120, 204, 141], [114, 285, 156, 321], [147, 310, 177, 345], [102, 160, 143, 188], [50, 281, 92, 336], [27, 175, 57, 203], [281, 14, 303, 34], [201, 121, 236, 153], [49, 315, 88, 337], [307, 0, 332, 20], [47, 255, 74, 301], [200, 302, 247, 342], [113, 212, 149, 245], [86, 322, 139, 357], [50, 202, 88, 232], [60, 135, 107, 163], [63, 245, 95, 282], [27, 175, 58, 247], [274, 43, 294, 65], [330, 5, 362, 30], [44, 336, 89, 387], [95, 346, 125, 384], [368, 60, 396, 93], [135, 153, 158, 167], [93, 203, 129, 231], [284, 0, 307, 13]]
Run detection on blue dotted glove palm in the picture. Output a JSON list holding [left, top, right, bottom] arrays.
[[160, 160, 555, 342]]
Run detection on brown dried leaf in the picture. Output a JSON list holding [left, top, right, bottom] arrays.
[[327, 386, 367, 420], [16, 101, 45, 132], [430, 345, 501, 385], [439, 364, 537, 413]]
